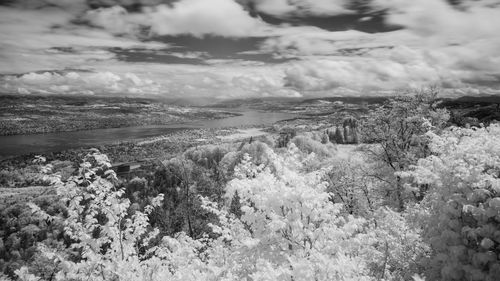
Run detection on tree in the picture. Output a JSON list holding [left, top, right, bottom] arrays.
[[152, 157, 218, 238], [325, 158, 376, 215], [334, 127, 345, 144], [343, 117, 359, 144], [361, 89, 449, 210], [321, 132, 329, 144], [219, 149, 377, 280], [277, 130, 296, 148], [402, 124, 500, 281], [344, 125, 351, 144], [19, 150, 169, 281], [17, 147, 434, 281]]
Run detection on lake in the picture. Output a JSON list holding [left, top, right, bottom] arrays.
[[0, 110, 297, 158]]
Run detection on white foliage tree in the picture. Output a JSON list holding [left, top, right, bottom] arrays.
[[19, 150, 214, 281], [18, 145, 431, 281], [401, 124, 500, 281], [218, 145, 377, 280]]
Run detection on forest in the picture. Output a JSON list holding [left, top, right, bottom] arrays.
[[1, 90, 500, 281]]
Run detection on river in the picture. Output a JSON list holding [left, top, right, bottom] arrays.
[[0, 110, 297, 159]]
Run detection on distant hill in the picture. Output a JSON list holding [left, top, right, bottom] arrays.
[[301, 96, 389, 105], [438, 95, 500, 107]]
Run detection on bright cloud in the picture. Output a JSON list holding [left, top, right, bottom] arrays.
[[83, 0, 270, 38], [0, 61, 301, 100], [269, 0, 500, 95], [0, 71, 160, 96], [83, 6, 139, 35], [373, 0, 500, 42], [144, 0, 268, 37], [283, 53, 443, 92]]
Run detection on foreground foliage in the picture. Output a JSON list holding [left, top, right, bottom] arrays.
[[3, 93, 500, 281], [403, 124, 500, 281], [12, 144, 433, 281]]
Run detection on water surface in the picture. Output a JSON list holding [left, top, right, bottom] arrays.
[[0, 110, 296, 158]]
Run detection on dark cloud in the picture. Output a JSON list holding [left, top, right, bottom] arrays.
[[237, 0, 398, 33], [256, 12, 399, 33], [86, 0, 172, 11], [109, 47, 208, 64], [154, 35, 292, 63], [0, 0, 88, 10], [237, 0, 352, 17]]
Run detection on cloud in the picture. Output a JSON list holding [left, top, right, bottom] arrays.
[[258, 29, 379, 57], [86, 0, 170, 9], [99, 61, 301, 99], [283, 57, 500, 97], [145, 0, 262, 37], [2, 0, 500, 101], [239, 0, 353, 17], [82, 6, 139, 35], [1, 71, 160, 96], [372, 0, 500, 42], [80, 0, 272, 38], [81, 0, 356, 39], [0, 0, 298, 100], [281, 41, 500, 95], [0, 6, 167, 74], [252, 0, 498, 96], [283, 52, 440, 92], [5, 0, 89, 11], [0, 60, 302, 101]]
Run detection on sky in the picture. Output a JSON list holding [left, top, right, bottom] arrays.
[[0, 0, 499, 102]]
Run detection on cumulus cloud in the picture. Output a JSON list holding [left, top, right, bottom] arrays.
[[80, 0, 273, 38], [263, 0, 500, 96], [281, 40, 500, 95], [140, 0, 268, 37], [80, 0, 358, 39], [116, 61, 301, 99], [0, 6, 166, 74], [283, 53, 441, 92], [0, 71, 160, 96], [372, 0, 500, 42], [283, 56, 500, 97], [0, 61, 301, 100], [83, 6, 139, 35]]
